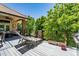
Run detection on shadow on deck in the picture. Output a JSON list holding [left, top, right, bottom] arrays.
[[5, 33, 21, 41], [0, 32, 43, 55], [15, 40, 43, 54]]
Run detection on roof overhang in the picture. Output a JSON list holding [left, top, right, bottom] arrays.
[[0, 4, 27, 19], [0, 11, 26, 19]]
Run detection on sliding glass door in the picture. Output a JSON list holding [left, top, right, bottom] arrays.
[[0, 23, 10, 31], [0, 24, 4, 31]]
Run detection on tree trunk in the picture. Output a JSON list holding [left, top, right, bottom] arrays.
[[64, 32, 67, 45]]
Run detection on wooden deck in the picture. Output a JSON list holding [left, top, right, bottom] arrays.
[[0, 36, 77, 56]]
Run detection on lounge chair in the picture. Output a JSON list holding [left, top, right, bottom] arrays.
[[15, 31, 42, 46]]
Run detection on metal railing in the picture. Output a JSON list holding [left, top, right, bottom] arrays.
[[73, 33, 79, 56]]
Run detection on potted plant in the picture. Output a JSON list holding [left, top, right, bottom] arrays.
[[58, 42, 67, 51]]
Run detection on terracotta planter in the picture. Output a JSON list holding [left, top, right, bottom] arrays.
[[58, 42, 67, 51], [48, 40, 58, 46], [48, 40, 67, 51]]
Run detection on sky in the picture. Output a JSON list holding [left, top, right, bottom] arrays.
[[5, 3, 54, 19]]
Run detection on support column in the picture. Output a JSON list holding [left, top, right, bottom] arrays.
[[10, 17, 18, 32], [22, 19, 26, 35], [4, 24, 6, 31], [10, 20, 12, 31]]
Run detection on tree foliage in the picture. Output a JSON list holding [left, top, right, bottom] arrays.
[[26, 16, 35, 36], [25, 3, 79, 47], [35, 16, 46, 31], [44, 3, 79, 46]]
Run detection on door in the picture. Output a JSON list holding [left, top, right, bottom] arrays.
[[0, 23, 10, 31]]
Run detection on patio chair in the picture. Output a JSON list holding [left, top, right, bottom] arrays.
[[15, 31, 32, 45], [15, 31, 42, 47], [14, 31, 26, 43]]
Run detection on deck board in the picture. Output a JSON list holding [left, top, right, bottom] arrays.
[[0, 50, 6, 56], [3, 49, 12, 56], [23, 49, 41, 56], [23, 41, 76, 56], [0, 36, 77, 56], [1, 47, 22, 56], [7, 47, 22, 56], [0, 41, 12, 51]]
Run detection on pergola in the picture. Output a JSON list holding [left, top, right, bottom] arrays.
[[0, 4, 27, 35]]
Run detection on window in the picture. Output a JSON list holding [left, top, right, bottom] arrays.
[[0, 25, 4, 31], [6, 25, 9, 31]]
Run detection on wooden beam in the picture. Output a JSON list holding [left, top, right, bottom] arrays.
[[22, 19, 26, 35]]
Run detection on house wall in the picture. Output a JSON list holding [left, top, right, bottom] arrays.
[[0, 15, 18, 31], [0, 22, 10, 31], [0, 13, 27, 35], [0, 15, 10, 31]]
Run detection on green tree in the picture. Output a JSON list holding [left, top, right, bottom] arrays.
[[17, 23, 22, 33], [26, 16, 35, 36], [57, 4, 79, 46], [35, 16, 46, 37], [35, 16, 46, 31], [44, 3, 79, 47]]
